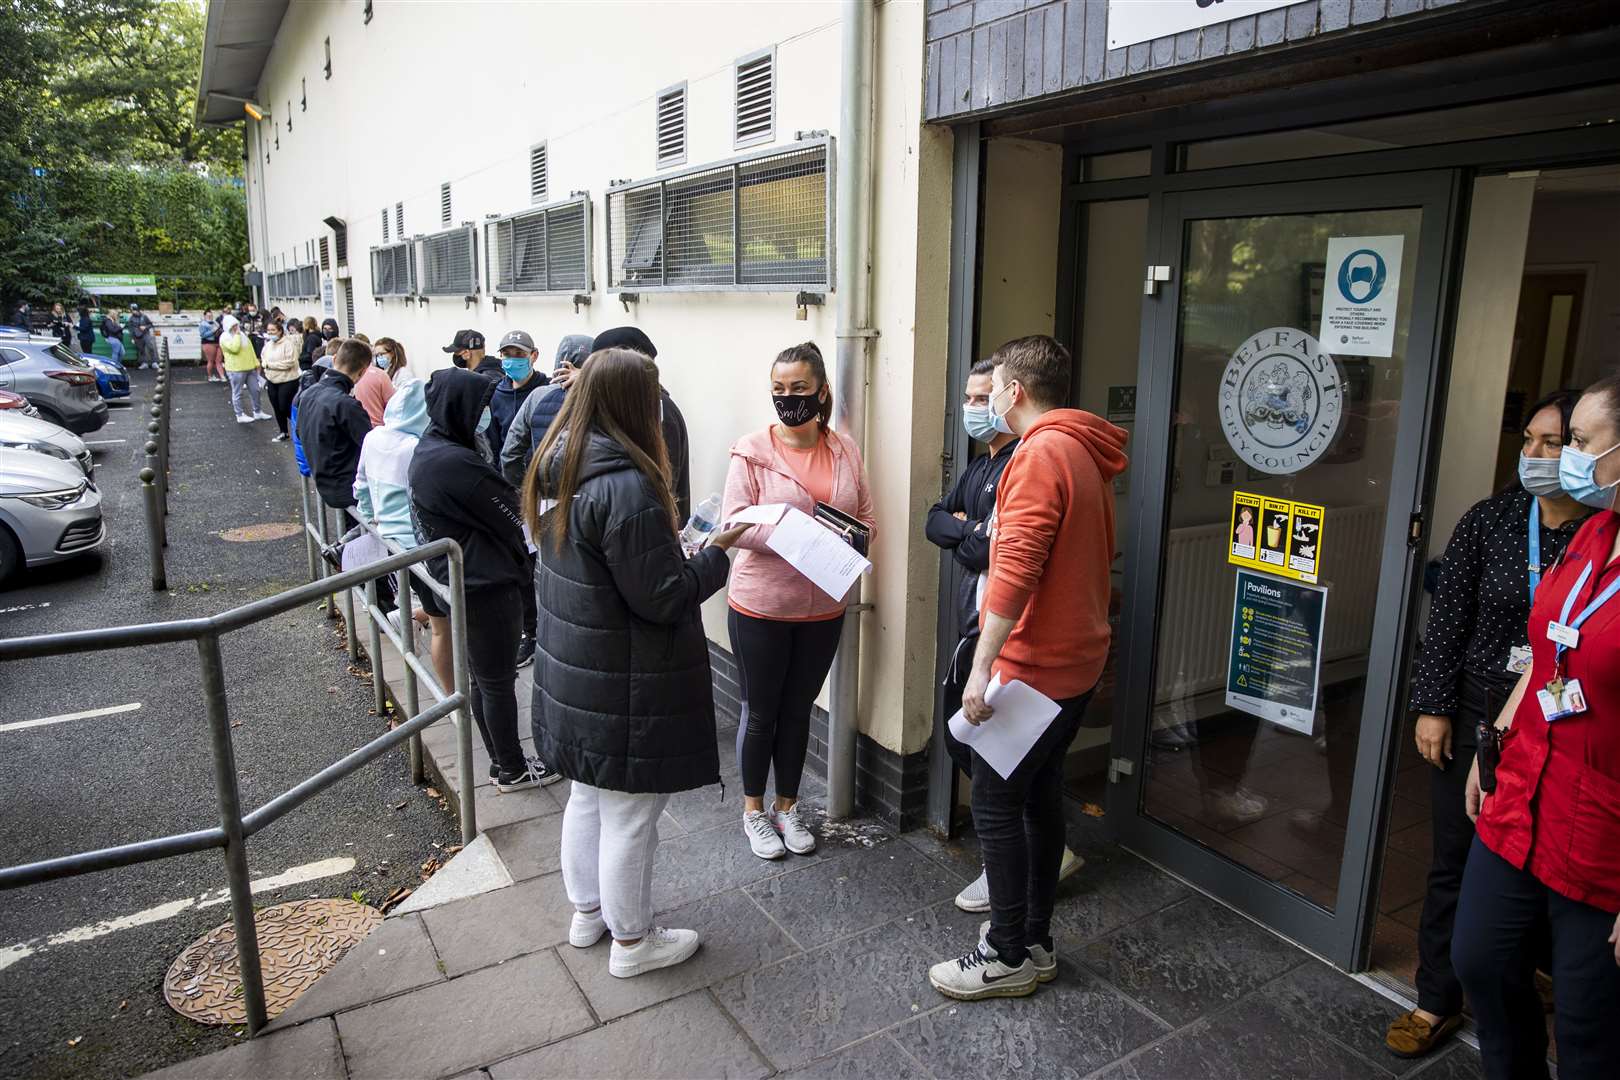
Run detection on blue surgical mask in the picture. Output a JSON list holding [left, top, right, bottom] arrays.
[[1558, 441, 1620, 509], [989, 381, 1016, 436], [475, 406, 492, 436], [962, 404, 999, 443], [1518, 453, 1564, 497], [374, 352, 389, 368], [500, 355, 533, 383]]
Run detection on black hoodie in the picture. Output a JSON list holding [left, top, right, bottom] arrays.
[[408, 368, 528, 593], [295, 369, 371, 509]]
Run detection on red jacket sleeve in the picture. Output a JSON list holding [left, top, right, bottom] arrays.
[[984, 441, 1064, 621]]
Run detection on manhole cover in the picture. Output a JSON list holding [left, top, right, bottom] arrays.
[[218, 522, 302, 542], [164, 899, 380, 1025]]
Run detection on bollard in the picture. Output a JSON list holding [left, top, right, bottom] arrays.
[[140, 468, 166, 590], [144, 442, 166, 551]]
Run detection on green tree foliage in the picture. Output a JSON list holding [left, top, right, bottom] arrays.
[[0, 0, 247, 314]]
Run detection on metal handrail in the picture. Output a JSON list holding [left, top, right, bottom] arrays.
[[0, 538, 472, 1037]]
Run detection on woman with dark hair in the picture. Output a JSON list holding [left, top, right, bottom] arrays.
[[720, 341, 875, 861], [373, 336, 411, 386], [523, 347, 746, 979], [299, 317, 322, 370], [1385, 388, 1592, 1059], [1453, 375, 1620, 1079]]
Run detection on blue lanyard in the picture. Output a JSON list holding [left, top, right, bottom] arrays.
[[1528, 499, 1541, 602], [1554, 559, 1620, 668]]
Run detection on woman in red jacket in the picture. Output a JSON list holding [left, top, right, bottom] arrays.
[[1456, 374, 1620, 1080]]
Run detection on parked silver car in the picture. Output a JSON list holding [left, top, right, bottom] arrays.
[[0, 447, 105, 580], [0, 411, 94, 478], [0, 337, 109, 434]]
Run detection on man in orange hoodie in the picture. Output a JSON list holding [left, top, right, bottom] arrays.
[[928, 335, 1129, 1002]]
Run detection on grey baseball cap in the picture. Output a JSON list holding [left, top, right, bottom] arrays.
[[496, 329, 535, 353]]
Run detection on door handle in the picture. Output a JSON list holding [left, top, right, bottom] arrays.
[[1407, 511, 1425, 549]]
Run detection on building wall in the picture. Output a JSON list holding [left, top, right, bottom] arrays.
[[924, 0, 1482, 121], [239, 0, 948, 766]]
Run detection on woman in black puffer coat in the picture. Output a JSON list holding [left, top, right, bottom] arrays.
[[522, 347, 744, 980]]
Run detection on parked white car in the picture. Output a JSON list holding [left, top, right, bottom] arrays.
[[0, 446, 105, 580], [0, 411, 94, 479]]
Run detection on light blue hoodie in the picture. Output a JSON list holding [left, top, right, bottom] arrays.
[[353, 379, 430, 550]]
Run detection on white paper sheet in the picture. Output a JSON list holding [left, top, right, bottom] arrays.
[[765, 506, 872, 600], [727, 503, 788, 526], [947, 674, 1062, 780]]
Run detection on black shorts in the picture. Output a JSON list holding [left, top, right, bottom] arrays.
[[409, 574, 448, 619]]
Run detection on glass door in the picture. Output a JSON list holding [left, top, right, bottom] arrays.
[[1111, 172, 1459, 966]]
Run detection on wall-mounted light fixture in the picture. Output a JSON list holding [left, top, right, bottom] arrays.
[[243, 101, 268, 122]]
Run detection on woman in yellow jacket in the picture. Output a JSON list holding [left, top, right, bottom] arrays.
[[220, 314, 270, 426], [260, 317, 303, 442]]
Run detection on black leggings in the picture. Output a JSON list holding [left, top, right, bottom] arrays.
[[465, 586, 525, 777], [729, 607, 845, 800], [265, 378, 298, 435]]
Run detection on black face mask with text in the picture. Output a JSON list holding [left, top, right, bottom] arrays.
[[772, 392, 821, 428]]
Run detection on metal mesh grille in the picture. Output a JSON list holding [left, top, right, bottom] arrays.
[[545, 201, 588, 291], [370, 242, 414, 296], [607, 139, 829, 291], [420, 227, 476, 296], [486, 198, 589, 294], [735, 52, 774, 147], [299, 264, 318, 298], [656, 86, 686, 167]]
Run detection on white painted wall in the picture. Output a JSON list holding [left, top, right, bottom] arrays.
[[240, 0, 945, 757]]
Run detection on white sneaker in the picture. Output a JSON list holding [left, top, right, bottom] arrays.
[[253, 411, 273, 421], [927, 934, 1038, 1001], [955, 847, 1084, 913], [770, 803, 816, 854], [234, 415, 253, 424], [1205, 785, 1269, 823], [569, 908, 606, 948], [743, 810, 786, 860], [979, 920, 1057, 983], [609, 927, 699, 979]]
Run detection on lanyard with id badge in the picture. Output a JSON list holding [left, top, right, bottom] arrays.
[[1537, 558, 1620, 721], [1506, 501, 1549, 676]]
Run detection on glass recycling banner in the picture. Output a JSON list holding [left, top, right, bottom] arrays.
[[1226, 570, 1327, 736]]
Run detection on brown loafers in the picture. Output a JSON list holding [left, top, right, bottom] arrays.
[[1385, 1010, 1462, 1058]]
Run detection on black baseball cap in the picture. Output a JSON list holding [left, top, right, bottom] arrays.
[[442, 329, 485, 353]]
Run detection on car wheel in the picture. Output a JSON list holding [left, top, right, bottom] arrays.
[[0, 525, 21, 584]]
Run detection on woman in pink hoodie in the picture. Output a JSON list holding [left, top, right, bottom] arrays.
[[722, 342, 875, 861]]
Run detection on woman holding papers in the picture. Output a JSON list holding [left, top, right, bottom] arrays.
[[722, 342, 875, 861], [523, 347, 746, 980]]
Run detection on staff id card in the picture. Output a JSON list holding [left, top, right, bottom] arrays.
[[1537, 678, 1587, 721]]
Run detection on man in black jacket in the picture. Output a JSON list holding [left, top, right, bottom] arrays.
[[296, 339, 373, 509], [409, 367, 557, 792]]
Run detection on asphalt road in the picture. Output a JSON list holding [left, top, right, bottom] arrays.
[[0, 369, 458, 1079]]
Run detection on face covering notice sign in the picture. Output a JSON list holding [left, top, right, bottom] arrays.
[[1320, 235, 1403, 358]]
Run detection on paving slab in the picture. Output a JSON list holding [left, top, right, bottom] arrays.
[[559, 889, 799, 1021], [1260, 959, 1438, 1076], [775, 1034, 932, 1080], [485, 814, 565, 883], [336, 949, 592, 1080], [391, 832, 513, 917], [745, 839, 959, 943], [267, 913, 445, 1031], [652, 820, 837, 914], [141, 1017, 344, 1080], [490, 990, 770, 1080], [419, 872, 573, 977]]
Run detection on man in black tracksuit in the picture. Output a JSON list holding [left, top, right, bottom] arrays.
[[409, 368, 559, 792], [296, 340, 373, 509]]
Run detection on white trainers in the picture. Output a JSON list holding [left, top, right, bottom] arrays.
[[770, 803, 816, 855], [744, 810, 786, 860], [609, 927, 699, 979], [979, 920, 1057, 982], [234, 414, 253, 424], [253, 411, 274, 421], [954, 847, 1085, 913], [569, 908, 606, 948], [927, 934, 1038, 1001]]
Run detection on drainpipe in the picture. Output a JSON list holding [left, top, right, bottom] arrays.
[[827, 0, 876, 821]]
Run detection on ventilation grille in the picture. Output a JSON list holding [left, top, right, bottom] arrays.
[[319, 236, 330, 270], [656, 85, 687, 168], [529, 143, 548, 205], [370, 242, 415, 296], [267, 265, 320, 300], [395, 202, 404, 237], [332, 222, 347, 265], [439, 183, 451, 227], [486, 196, 591, 295], [608, 137, 831, 291], [420, 226, 477, 296], [734, 51, 774, 148], [381, 208, 389, 242], [344, 284, 355, 335]]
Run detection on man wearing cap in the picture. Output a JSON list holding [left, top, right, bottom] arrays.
[[128, 303, 157, 370], [443, 329, 497, 379], [488, 330, 548, 456], [499, 334, 592, 487]]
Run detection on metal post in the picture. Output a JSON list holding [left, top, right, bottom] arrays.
[[446, 551, 476, 843], [196, 633, 268, 1036], [140, 468, 167, 591], [398, 566, 424, 784], [298, 478, 319, 583], [364, 577, 387, 718], [334, 507, 360, 660], [312, 496, 336, 619]]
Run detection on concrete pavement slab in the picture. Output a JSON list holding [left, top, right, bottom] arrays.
[[744, 840, 959, 943], [484, 814, 565, 882], [140, 1016, 344, 1080], [775, 1034, 932, 1080], [489, 991, 771, 1080], [266, 913, 444, 1031], [336, 949, 592, 1080], [418, 872, 572, 977], [391, 832, 512, 917]]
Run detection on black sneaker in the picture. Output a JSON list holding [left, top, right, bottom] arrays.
[[488, 763, 500, 784], [495, 755, 561, 793], [515, 635, 536, 669]]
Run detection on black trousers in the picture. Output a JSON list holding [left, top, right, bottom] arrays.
[[465, 586, 525, 777], [1412, 673, 1502, 1016], [265, 378, 298, 435], [1454, 838, 1620, 1080], [973, 686, 1094, 965], [941, 634, 976, 777], [729, 608, 845, 800], [521, 553, 537, 640]]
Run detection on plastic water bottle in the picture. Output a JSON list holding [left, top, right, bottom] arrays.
[[679, 493, 723, 556]]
